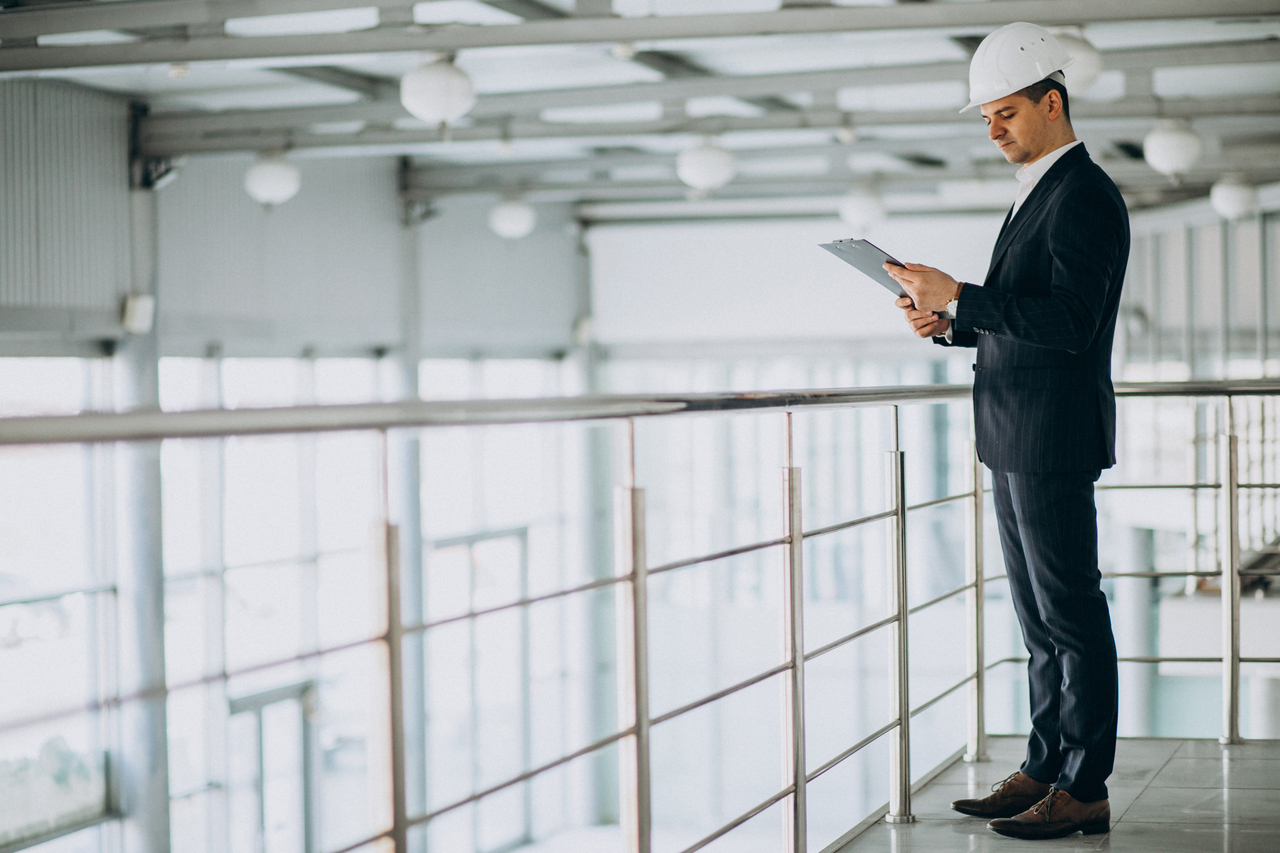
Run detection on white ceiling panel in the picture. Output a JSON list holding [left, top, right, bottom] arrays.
[[457, 44, 665, 93], [149, 83, 363, 113], [640, 31, 968, 76], [36, 30, 139, 46], [837, 80, 967, 112]]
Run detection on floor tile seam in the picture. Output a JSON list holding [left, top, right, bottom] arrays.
[[1112, 739, 1185, 824], [1149, 783, 1280, 790]]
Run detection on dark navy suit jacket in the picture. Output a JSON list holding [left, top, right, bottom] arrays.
[[936, 143, 1130, 472]]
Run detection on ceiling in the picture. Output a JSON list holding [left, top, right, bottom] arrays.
[[2, 0, 1279, 217]]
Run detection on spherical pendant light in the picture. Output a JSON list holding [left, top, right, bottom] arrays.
[[401, 60, 476, 126], [676, 142, 736, 191], [1054, 33, 1103, 93], [1143, 119, 1203, 176], [488, 199, 537, 240], [837, 188, 884, 236], [244, 154, 301, 206], [1210, 176, 1258, 220]]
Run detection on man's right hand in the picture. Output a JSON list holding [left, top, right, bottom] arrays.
[[895, 296, 950, 338]]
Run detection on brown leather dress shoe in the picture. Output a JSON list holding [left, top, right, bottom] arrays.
[[987, 788, 1110, 839], [951, 771, 1052, 818]]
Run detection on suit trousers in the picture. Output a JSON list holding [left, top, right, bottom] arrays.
[[992, 469, 1118, 803]]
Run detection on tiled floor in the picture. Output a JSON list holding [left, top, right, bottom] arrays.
[[837, 736, 1280, 852]]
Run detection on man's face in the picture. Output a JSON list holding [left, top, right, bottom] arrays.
[[980, 91, 1056, 165]]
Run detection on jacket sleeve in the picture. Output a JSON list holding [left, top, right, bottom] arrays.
[[951, 179, 1124, 354]]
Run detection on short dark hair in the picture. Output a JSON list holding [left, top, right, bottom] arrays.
[[1019, 77, 1071, 123]]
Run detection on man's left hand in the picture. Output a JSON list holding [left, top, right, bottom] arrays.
[[884, 262, 961, 313]]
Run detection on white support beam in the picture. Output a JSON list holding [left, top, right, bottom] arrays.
[[139, 96, 1280, 157], [1, 0, 1276, 71], [398, 156, 1280, 202], [137, 39, 1280, 143]]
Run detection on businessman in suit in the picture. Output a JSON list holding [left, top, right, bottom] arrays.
[[885, 32, 1129, 840]]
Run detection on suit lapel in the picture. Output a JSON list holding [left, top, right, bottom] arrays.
[[984, 144, 1089, 282]]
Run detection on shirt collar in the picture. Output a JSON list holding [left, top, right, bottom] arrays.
[[1015, 139, 1082, 186]]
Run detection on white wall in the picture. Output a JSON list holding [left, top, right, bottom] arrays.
[[587, 215, 1003, 347], [418, 197, 586, 357], [157, 156, 405, 357]]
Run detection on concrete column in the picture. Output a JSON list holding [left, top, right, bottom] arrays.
[[115, 188, 171, 853], [1114, 527, 1155, 737]]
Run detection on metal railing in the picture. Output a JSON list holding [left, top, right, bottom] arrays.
[[3, 378, 1280, 853]]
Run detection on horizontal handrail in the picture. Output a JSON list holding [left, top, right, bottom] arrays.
[[6, 379, 1280, 446]]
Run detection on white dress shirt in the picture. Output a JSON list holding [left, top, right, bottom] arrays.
[[942, 139, 1083, 342]]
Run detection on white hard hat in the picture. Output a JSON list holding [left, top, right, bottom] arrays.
[[961, 22, 1074, 113]]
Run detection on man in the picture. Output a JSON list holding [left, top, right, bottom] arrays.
[[885, 22, 1128, 840]]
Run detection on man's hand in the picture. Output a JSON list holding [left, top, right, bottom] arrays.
[[896, 296, 950, 338], [884, 262, 961, 314]]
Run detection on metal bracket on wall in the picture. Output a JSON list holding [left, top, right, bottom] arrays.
[[129, 101, 182, 190]]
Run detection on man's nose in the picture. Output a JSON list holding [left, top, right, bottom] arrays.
[[988, 120, 1003, 141]]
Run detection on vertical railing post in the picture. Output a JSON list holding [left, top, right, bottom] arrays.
[[614, 485, 651, 853], [964, 443, 988, 763], [782, 465, 807, 852], [1219, 429, 1242, 745], [885, 448, 914, 823], [384, 519, 409, 853]]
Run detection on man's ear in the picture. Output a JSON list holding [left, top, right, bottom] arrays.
[[1046, 89, 1065, 121]]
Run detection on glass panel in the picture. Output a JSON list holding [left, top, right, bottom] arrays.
[[909, 689, 966, 784], [905, 501, 966, 609], [907, 600, 968, 715], [806, 732, 890, 852], [262, 700, 304, 853], [0, 445, 93, 600], [805, 624, 893, 772], [648, 674, 784, 853], [803, 520, 892, 654], [0, 716, 108, 848], [224, 562, 307, 674], [224, 435, 303, 568], [315, 431, 380, 554], [0, 593, 96, 732], [227, 711, 261, 853], [633, 412, 786, 571], [646, 547, 786, 720]]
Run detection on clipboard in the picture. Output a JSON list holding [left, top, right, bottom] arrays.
[[819, 238, 907, 298]]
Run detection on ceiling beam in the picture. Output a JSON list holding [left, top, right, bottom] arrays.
[[138, 39, 1280, 145], [139, 95, 1280, 157], [399, 157, 1280, 203], [2, 0, 1275, 71], [276, 65, 396, 100]]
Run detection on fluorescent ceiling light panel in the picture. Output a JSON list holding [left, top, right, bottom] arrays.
[[1154, 62, 1280, 100], [614, 0, 780, 16], [224, 7, 379, 37], [736, 155, 831, 177], [541, 102, 664, 124], [685, 96, 765, 118], [413, 1, 523, 25], [36, 30, 139, 46]]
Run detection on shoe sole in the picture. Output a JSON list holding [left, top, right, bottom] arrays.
[[987, 820, 1110, 839], [952, 805, 1027, 819]]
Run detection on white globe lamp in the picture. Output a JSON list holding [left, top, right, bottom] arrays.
[[676, 142, 736, 191], [837, 189, 884, 236], [489, 199, 537, 240], [244, 155, 301, 206], [1055, 33, 1103, 93], [1143, 119, 1203, 176], [401, 60, 476, 126], [1210, 176, 1258, 220]]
